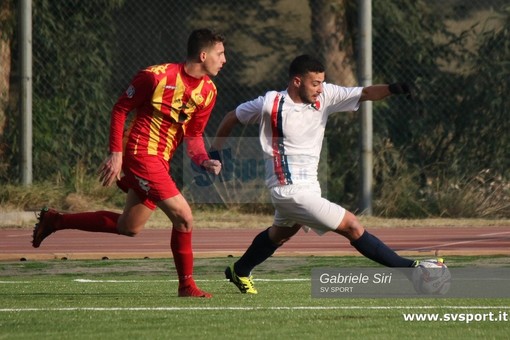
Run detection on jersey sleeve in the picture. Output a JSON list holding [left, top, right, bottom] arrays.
[[109, 70, 155, 152], [183, 91, 217, 166], [322, 83, 363, 115], [235, 96, 264, 125]]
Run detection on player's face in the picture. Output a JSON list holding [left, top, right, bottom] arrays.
[[297, 72, 324, 104], [203, 42, 226, 77]]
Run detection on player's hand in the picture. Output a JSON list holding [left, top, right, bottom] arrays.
[[98, 152, 123, 187], [389, 82, 413, 100], [201, 159, 222, 175]]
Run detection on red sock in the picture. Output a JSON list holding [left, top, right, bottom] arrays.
[[171, 228, 195, 287], [57, 211, 120, 234]]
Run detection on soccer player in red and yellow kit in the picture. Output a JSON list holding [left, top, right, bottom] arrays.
[[32, 28, 226, 298]]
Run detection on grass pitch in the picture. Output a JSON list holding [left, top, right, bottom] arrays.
[[1, 256, 509, 339]]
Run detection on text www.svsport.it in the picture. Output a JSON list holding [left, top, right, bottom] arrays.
[[402, 311, 509, 323]]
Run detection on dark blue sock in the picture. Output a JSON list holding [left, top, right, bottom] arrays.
[[234, 228, 279, 276], [351, 231, 414, 267]]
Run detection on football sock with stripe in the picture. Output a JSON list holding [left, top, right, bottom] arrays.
[[351, 230, 415, 267], [234, 228, 279, 277], [57, 211, 120, 233]]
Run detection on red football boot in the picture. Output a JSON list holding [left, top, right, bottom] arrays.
[[32, 207, 61, 248], [178, 284, 212, 298]]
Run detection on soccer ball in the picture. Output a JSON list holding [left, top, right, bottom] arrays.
[[412, 259, 451, 295]]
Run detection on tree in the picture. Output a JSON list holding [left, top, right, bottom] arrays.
[[0, 0, 13, 143], [310, 0, 356, 86], [456, 5, 509, 174], [29, 0, 123, 181]]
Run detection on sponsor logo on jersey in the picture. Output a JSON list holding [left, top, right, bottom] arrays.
[[126, 85, 136, 98], [193, 94, 204, 105]]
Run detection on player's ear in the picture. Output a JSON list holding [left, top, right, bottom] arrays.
[[199, 50, 207, 62], [292, 76, 302, 87]]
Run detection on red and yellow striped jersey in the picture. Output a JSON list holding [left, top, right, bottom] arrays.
[[109, 63, 217, 165]]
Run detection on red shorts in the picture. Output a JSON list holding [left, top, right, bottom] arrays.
[[117, 154, 180, 210]]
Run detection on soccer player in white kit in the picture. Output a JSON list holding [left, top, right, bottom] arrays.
[[212, 54, 417, 294]]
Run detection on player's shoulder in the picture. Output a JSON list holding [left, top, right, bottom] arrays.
[[321, 82, 347, 92], [322, 82, 363, 92], [266, 89, 285, 96], [143, 63, 178, 75], [260, 89, 286, 102], [321, 82, 363, 99], [136, 63, 179, 85]]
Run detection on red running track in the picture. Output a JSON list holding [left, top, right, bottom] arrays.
[[1, 226, 510, 261]]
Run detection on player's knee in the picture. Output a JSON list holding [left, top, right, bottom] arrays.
[[173, 224, 193, 233], [335, 211, 364, 241], [116, 223, 144, 237], [268, 224, 300, 246], [172, 216, 194, 233], [273, 236, 292, 246]]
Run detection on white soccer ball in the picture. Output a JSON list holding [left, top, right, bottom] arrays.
[[412, 259, 451, 295]]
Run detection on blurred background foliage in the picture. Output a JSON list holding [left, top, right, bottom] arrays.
[[0, 0, 508, 217]]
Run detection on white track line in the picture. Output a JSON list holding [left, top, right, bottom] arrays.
[[410, 231, 510, 251], [1, 306, 510, 312]]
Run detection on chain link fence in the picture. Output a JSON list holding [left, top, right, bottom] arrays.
[[2, 0, 508, 216]]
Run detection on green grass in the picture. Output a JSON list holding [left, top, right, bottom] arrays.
[[1, 257, 509, 339]]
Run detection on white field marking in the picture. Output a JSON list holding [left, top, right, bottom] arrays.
[[5, 277, 510, 284], [410, 231, 510, 251], [0, 279, 309, 284], [1, 306, 510, 312], [73, 278, 308, 283], [74, 279, 179, 283], [253, 278, 308, 282]]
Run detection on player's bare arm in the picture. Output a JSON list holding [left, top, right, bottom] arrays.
[[210, 110, 240, 151], [359, 84, 391, 102], [359, 82, 412, 102], [98, 151, 123, 187]]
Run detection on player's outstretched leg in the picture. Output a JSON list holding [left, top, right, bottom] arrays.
[[350, 230, 415, 267], [32, 207, 62, 248], [337, 211, 415, 267], [32, 208, 121, 248]]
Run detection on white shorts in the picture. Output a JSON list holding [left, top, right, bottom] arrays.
[[270, 182, 346, 235]]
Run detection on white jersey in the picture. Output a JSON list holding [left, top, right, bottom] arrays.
[[236, 83, 363, 188]]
